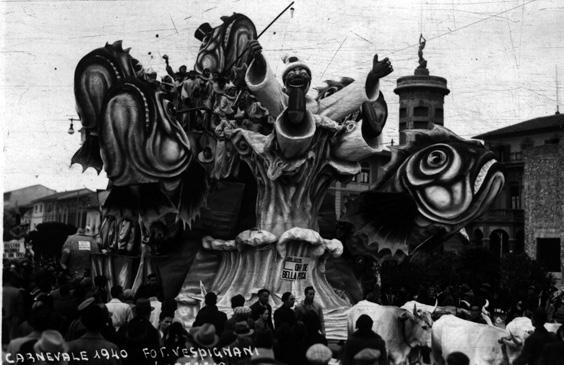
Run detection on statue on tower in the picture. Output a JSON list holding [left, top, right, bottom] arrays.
[[416, 33, 429, 75]]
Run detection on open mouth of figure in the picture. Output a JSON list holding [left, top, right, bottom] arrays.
[[287, 75, 308, 89]]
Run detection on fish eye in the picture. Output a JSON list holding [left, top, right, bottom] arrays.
[[426, 150, 447, 168]]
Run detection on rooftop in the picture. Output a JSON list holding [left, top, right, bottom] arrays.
[[32, 188, 95, 203], [474, 113, 564, 139]]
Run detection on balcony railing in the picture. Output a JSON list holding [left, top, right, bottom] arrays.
[[476, 209, 524, 222]]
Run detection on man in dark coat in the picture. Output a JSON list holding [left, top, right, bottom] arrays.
[[513, 310, 557, 365], [118, 298, 160, 365], [540, 325, 564, 365], [193, 292, 228, 334], [67, 303, 121, 365], [250, 289, 273, 329], [342, 314, 387, 365], [274, 292, 296, 330]]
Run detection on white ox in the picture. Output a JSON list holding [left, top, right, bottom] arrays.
[[432, 315, 533, 365], [348, 300, 433, 365], [401, 300, 457, 317], [402, 300, 492, 324]]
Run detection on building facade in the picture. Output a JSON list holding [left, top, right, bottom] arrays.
[[30, 188, 102, 233], [471, 113, 564, 278], [3, 184, 57, 237]]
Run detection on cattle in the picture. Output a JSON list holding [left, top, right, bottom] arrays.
[[401, 300, 457, 319], [545, 322, 562, 333], [402, 300, 493, 324], [432, 315, 527, 365], [348, 300, 433, 365]]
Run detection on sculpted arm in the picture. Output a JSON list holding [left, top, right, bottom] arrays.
[[319, 54, 392, 121], [245, 40, 287, 118]]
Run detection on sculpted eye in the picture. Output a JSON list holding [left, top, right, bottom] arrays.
[[324, 86, 338, 97], [427, 150, 447, 168]]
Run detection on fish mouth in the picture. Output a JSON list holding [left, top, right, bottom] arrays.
[[474, 159, 496, 194], [468, 156, 504, 218]]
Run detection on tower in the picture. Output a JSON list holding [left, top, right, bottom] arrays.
[[394, 34, 450, 144]]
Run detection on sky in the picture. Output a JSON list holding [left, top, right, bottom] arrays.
[[1, 0, 563, 193]]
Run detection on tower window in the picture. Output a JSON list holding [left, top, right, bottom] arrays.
[[413, 121, 428, 129], [537, 238, 561, 272], [414, 106, 428, 117]]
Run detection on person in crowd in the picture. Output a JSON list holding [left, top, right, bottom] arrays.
[[6, 305, 52, 358], [162, 54, 189, 82], [540, 324, 564, 365], [163, 322, 190, 364], [161, 298, 178, 319], [342, 314, 387, 365], [255, 306, 273, 332], [513, 310, 557, 365], [225, 305, 254, 335], [2, 269, 24, 344], [122, 289, 135, 306], [52, 281, 78, 330], [507, 299, 526, 323], [193, 292, 228, 334], [177, 323, 220, 365], [550, 293, 564, 324], [352, 348, 382, 365], [274, 322, 305, 365], [303, 311, 327, 348], [60, 227, 100, 280], [231, 294, 245, 309], [118, 297, 160, 365], [67, 297, 119, 344], [305, 343, 333, 365], [31, 330, 68, 365], [274, 292, 296, 330], [158, 312, 174, 344], [251, 329, 284, 364], [106, 285, 133, 330], [295, 287, 325, 335], [230, 321, 255, 364], [251, 289, 274, 328], [148, 287, 163, 329], [93, 275, 109, 303], [67, 303, 122, 365], [446, 352, 470, 365]]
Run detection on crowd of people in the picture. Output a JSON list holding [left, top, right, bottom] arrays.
[[3, 252, 564, 364], [1, 258, 386, 365]]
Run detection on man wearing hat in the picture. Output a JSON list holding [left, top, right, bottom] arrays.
[[193, 292, 228, 334], [67, 304, 121, 365], [353, 348, 382, 365], [118, 298, 160, 365], [32, 330, 68, 364], [342, 315, 387, 365], [306, 343, 333, 365]]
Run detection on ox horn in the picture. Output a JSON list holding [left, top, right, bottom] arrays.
[[432, 299, 438, 313]]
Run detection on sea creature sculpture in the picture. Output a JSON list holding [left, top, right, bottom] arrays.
[[343, 126, 505, 257]]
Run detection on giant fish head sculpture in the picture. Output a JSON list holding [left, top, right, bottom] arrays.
[[194, 13, 257, 81], [390, 128, 504, 226], [343, 126, 504, 257]]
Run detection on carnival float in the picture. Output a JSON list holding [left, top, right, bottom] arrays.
[[71, 8, 504, 338]]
